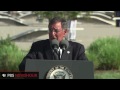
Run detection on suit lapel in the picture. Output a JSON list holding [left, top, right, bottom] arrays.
[[61, 45, 73, 60]]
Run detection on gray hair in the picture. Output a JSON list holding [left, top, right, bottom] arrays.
[[48, 17, 68, 30]]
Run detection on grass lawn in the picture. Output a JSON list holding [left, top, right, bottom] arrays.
[[94, 70, 120, 79]]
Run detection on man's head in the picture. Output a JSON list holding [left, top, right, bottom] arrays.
[[48, 17, 68, 42]]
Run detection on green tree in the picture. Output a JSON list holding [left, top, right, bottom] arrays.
[[33, 11, 92, 21]]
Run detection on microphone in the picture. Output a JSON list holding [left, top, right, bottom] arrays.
[[59, 39, 69, 51], [51, 39, 59, 60], [51, 39, 59, 53]]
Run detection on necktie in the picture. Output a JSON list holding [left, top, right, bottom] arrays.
[[53, 48, 62, 60], [58, 50, 61, 60]]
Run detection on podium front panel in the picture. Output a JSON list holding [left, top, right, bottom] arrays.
[[25, 60, 94, 79]]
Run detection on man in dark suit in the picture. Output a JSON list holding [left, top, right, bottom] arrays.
[[19, 17, 88, 71]]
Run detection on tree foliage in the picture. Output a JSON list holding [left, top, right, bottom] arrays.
[[33, 11, 92, 21]]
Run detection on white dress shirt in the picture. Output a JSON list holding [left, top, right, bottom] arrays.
[[58, 47, 62, 59]]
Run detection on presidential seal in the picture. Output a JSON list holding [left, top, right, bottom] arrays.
[[46, 65, 73, 79]]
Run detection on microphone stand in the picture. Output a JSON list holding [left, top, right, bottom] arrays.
[[52, 49, 59, 60]]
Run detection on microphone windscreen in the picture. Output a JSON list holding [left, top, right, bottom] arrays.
[[60, 39, 69, 49], [51, 39, 59, 49]]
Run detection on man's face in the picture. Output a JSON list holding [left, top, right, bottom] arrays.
[[49, 22, 67, 42]]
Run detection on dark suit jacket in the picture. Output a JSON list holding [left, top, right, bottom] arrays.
[[19, 39, 88, 71]]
